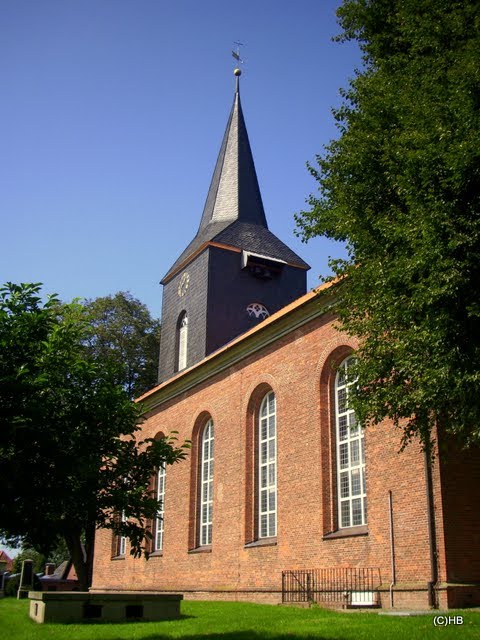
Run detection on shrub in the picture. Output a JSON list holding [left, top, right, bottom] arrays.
[[4, 573, 41, 597]]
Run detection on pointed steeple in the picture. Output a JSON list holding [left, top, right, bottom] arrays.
[[157, 70, 309, 382], [198, 69, 267, 231], [162, 71, 308, 283]]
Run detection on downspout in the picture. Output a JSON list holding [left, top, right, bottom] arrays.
[[424, 443, 439, 608], [388, 490, 396, 608]]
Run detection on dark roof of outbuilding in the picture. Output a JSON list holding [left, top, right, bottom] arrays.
[[162, 77, 309, 283]]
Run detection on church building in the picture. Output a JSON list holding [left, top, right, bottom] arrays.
[[91, 71, 480, 609]]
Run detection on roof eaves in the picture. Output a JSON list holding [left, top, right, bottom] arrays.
[[137, 279, 338, 411], [161, 241, 243, 285]]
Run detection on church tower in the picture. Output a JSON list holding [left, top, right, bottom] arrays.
[[158, 70, 309, 382]]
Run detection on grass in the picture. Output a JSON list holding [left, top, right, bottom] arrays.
[[1, 598, 479, 640]]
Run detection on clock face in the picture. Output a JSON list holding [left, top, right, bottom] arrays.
[[177, 272, 190, 297]]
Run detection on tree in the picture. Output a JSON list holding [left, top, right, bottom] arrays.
[[296, 1, 480, 447], [12, 548, 46, 575], [83, 292, 160, 398], [0, 283, 188, 589]]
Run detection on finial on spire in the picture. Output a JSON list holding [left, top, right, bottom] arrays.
[[234, 67, 241, 93]]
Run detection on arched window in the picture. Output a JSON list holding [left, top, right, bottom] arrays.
[[177, 312, 188, 371], [112, 510, 127, 558], [199, 419, 214, 546], [118, 536, 126, 556], [259, 391, 276, 538], [153, 463, 166, 552], [335, 356, 367, 528], [119, 511, 127, 556]]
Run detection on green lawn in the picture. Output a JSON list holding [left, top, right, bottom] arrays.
[[0, 598, 478, 640]]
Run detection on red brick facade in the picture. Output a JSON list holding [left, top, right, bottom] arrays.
[[91, 289, 480, 609]]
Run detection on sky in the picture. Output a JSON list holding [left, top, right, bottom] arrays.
[[1, 0, 362, 319]]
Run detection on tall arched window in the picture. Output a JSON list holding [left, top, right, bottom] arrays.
[[259, 391, 276, 538], [335, 356, 367, 528], [200, 419, 214, 546], [112, 509, 127, 557], [177, 312, 188, 371], [154, 463, 166, 552], [119, 511, 126, 556]]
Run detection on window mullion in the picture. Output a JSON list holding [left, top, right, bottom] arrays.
[[335, 357, 366, 529], [200, 419, 214, 546], [155, 463, 166, 551], [259, 392, 276, 538]]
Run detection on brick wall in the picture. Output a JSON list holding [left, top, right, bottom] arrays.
[[92, 310, 479, 608], [438, 436, 480, 583]]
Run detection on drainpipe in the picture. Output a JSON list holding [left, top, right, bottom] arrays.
[[424, 443, 439, 608], [388, 491, 396, 608]]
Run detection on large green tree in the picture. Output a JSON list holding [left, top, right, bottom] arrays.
[[83, 292, 160, 398], [296, 1, 480, 447], [0, 283, 188, 589]]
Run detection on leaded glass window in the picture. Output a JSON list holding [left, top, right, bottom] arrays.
[[119, 511, 126, 556], [200, 419, 214, 546], [335, 357, 367, 528], [154, 463, 166, 551], [259, 391, 276, 538]]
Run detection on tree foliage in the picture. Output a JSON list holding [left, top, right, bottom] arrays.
[[0, 283, 188, 589], [296, 1, 480, 447], [83, 292, 160, 398], [12, 548, 46, 575]]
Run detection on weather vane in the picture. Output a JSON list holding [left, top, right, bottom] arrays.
[[232, 41, 244, 65], [232, 41, 245, 88]]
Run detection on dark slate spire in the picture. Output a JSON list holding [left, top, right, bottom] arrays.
[[162, 70, 309, 282], [197, 69, 267, 232]]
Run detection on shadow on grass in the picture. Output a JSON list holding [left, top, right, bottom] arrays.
[[74, 613, 197, 624], [107, 633, 343, 640]]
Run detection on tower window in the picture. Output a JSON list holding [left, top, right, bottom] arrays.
[[246, 303, 270, 320], [177, 312, 188, 371]]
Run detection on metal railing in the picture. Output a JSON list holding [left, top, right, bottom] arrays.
[[281, 567, 381, 605]]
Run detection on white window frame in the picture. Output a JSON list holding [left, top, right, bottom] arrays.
[[200, 419, 214, 546], [258, 391, 277, 538], [119, 511, 126, 556], [178, 313, 188, 371], [154, 463, 166, 552], [335, 356, 367, 528]]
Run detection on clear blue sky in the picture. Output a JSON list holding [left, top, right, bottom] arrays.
[[1, 0, 361, 318]]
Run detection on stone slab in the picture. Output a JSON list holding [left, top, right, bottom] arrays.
[[28, 591, 183, 623]]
